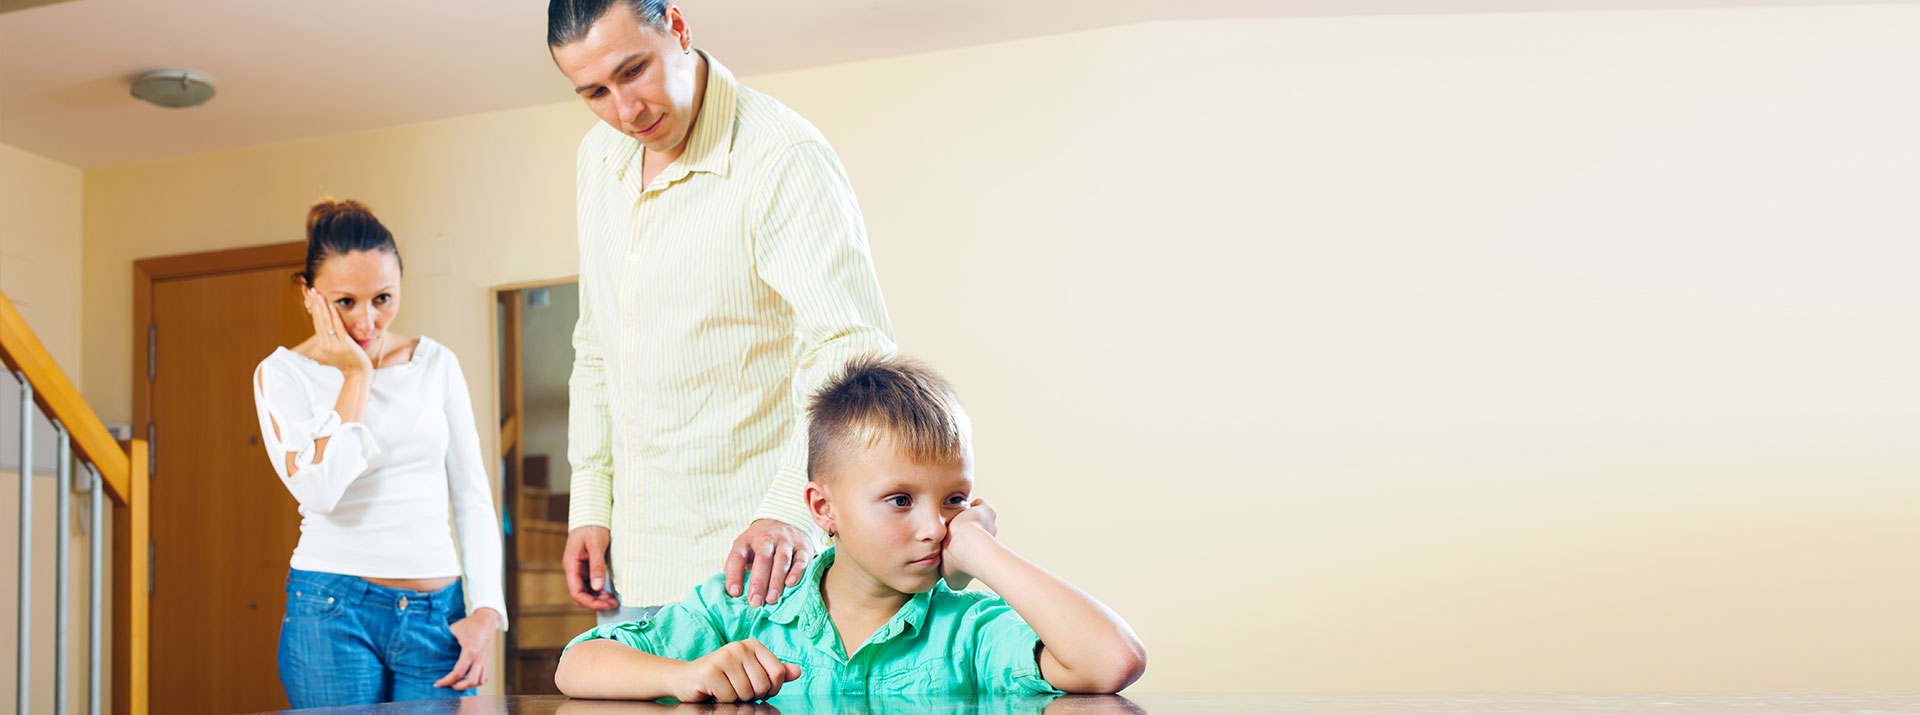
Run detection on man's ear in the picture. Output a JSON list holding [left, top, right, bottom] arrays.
[[804, 480, 834, 535], [664, 4, 693, 50]]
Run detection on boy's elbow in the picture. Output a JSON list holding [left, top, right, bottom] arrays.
[[553, 650, 588, 697], [1097, 649, 1147, 693], [1118, 649, 1148, 691], [1055, 644, 1147, 694]]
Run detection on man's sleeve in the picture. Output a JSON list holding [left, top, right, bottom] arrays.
[[568, 134, 616, 531], [747, 140, 897, 529]]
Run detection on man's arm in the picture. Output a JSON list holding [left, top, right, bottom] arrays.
[[947, 506, 1148, 693], [726, 140, 898, 606], [565, 138, 620, 611]]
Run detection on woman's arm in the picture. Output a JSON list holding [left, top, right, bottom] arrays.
[[440, 347, 508, 629], [252, 360, 378, 515]]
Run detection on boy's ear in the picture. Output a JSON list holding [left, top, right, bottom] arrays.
[[804, 481, 834, 535]]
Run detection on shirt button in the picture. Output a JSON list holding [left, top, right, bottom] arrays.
[[398, 597, 409, 610], [627, 253, 638, 263]]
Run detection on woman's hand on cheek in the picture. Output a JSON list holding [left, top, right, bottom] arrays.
[[304, 288, 373, 375]]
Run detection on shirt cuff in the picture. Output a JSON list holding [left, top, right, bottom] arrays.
[[751, 467, 819, 536], [568, 471, 614, 531]]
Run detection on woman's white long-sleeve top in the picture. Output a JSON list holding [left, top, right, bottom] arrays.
[[251, 336, 507, 629]]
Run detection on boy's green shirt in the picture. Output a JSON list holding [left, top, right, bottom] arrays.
[[566, 546, 1061, 697]]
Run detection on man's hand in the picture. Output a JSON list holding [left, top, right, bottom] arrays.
[[941, 497, 999, 590], [670, 639, 803, 703], [433, 607, 500, 691], [563, 526, 620, 611], [723, 520, 814, 607]]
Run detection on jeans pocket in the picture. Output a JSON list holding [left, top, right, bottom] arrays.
[[284, 587, 345, 623]]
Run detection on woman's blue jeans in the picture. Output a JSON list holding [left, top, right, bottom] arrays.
[[278, 568, 477, 707]]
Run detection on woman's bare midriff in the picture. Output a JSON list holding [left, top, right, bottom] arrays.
[[362, 576, 458, 592]]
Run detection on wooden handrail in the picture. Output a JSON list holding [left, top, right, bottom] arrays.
[[2, 290, 149, 713], [0, 289, 132, 504], [113, 438, 150, 715]]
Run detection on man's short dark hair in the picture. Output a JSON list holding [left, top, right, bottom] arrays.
[[548, 0, 668, 47]]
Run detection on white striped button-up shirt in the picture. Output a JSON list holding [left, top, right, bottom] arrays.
[[567, 52, 895, 607]]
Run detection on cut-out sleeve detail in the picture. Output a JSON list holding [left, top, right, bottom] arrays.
[[252, 360, 380, 515]]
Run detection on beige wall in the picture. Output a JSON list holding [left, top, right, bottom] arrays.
[[2, 139, 83, 368], [1, 141, 99, 713], [79, 5, 1920, 693]]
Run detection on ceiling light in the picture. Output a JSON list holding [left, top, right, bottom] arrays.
[[130, 70, 215, 109]]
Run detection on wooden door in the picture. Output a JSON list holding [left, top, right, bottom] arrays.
[[146, 261, 309, 713]]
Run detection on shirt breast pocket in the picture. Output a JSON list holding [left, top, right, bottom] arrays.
[[767, 647, 837, 693], [874, 657, 948, 693]]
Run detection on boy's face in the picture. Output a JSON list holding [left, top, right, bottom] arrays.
[[809, 438, 974, 595]]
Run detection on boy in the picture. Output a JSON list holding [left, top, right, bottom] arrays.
[[554, 355, 1146, 701]]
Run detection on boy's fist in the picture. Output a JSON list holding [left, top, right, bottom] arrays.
[[672, 639, 802, 702], [942, 497, 998, 589]]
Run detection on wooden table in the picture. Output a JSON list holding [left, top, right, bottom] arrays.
[[250, 692, 1920, 714]]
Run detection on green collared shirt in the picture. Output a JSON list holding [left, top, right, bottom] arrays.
[[566, 547, 1059, 697]]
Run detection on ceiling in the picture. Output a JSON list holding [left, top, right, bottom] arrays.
[[0, 0, 1906, 168]]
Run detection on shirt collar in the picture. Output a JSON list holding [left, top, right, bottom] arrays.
[[770, 546, 934, 647], [605, 49, 739, 186]]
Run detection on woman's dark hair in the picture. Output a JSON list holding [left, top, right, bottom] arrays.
[[298, 198, 401, 286], [548, 0, 667, 47]]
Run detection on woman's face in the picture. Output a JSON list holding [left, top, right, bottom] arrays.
[[307, 250, 402, 353]]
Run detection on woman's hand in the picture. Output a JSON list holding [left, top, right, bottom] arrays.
[[434, 607, 500, 691], [303, 287, 373, 375], [941, 497, 998, 590]]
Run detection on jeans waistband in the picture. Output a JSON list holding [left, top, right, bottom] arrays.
[[286, 568, 464, 613]]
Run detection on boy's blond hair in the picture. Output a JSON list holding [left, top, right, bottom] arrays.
[[806, 354, 971, 483]]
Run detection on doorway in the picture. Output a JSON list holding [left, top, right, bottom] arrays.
[[493, 280, 592, 694]]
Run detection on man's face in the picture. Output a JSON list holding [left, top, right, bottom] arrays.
[[552, 5, 702, 156], [812, 439, 975, 595]]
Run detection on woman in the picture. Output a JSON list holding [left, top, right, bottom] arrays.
[[251, 199, 506, 706]]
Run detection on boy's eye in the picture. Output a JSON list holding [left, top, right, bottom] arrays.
[[944, 496, 966, 507], [885, 496, 910, 508]]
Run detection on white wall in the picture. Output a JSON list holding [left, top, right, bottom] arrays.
[[78, 5, 1920, 692]]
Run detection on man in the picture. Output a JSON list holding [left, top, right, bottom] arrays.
[[548, 0, 896, 622]]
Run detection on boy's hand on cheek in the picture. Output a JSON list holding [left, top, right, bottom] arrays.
[[672, 639, 802, 703], [941, 498, 998, 590]]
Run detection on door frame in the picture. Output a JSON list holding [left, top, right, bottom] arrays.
[[130, 241, 306, 711], [490, 275, 578, 693], [133, 242, 307, 451]]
